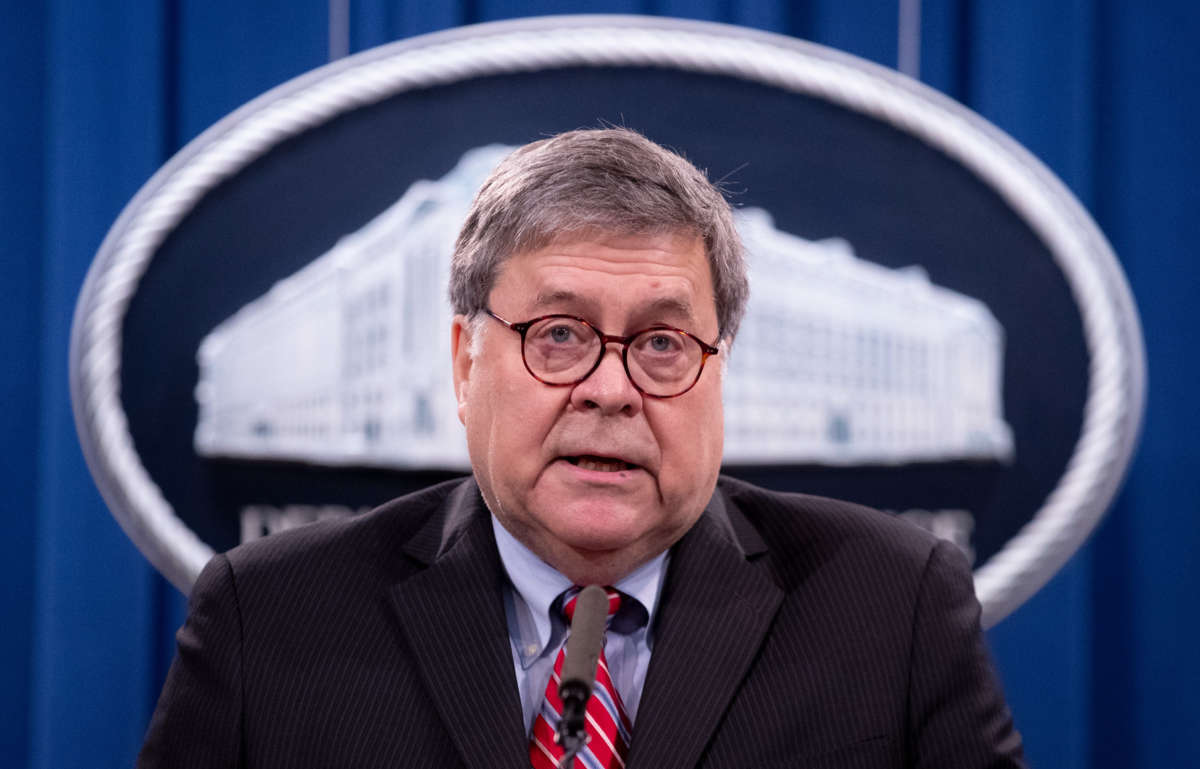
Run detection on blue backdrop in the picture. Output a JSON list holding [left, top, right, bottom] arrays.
[[3, 2, 1197, 768]]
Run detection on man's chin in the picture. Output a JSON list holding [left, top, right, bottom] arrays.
[[549, 542, 650, 587], [546, 509, 650, 551], [554, 530, 642, 559], [535, 518, 652, 574]]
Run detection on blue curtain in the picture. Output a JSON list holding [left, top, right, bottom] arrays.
[[3, 1, 1197, 767]]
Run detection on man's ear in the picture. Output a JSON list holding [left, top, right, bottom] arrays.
[[450, 315, 473, 425]]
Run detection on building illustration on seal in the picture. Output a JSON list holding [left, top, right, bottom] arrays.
[[194, 145, 1013, 470]]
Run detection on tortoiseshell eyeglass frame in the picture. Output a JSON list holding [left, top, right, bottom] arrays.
[[484, 309, 720, 399]]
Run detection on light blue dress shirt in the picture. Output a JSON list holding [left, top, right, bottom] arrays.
[[490, 516, 669, 735]]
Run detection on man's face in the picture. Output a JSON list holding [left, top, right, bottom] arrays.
[[451, 229, 724, 584]]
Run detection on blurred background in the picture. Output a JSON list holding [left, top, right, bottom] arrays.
[[3, 2, 1197, 768]]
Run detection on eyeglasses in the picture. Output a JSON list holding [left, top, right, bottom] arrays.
[[485, 309, 720, 398]]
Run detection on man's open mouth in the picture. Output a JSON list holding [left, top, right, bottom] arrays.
[[564, 455, 638, 473]]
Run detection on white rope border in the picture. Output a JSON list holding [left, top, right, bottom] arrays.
[[70, 16, 1145, 625]]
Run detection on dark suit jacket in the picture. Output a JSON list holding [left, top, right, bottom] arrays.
[[138, 476, 1024, 768]]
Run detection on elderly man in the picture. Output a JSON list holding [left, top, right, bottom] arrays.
[[139, 128, 1024, 768]]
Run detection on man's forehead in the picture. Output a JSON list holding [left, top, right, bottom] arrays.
[[531, 288, 700, 321], [488, 228, 718, 329]]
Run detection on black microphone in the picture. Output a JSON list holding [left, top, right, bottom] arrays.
[[557, 585, 609, 766]]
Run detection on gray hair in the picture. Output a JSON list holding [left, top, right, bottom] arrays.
[[449, 128, 749, 341]]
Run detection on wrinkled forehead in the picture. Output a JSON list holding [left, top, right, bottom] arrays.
[[490, 227, 718, 333], [504, 219, 707, 265]]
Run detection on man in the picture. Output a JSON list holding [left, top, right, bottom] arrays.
[[139, 128, 1024, 768]]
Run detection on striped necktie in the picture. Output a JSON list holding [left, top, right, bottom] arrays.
[[529, 587, 631, 769]]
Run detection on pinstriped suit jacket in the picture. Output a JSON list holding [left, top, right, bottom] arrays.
[[138, 476, 1024, 768]]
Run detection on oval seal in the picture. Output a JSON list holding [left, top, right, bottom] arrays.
[[70, 15, 1145, 627]]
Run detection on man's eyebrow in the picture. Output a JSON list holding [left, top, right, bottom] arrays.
[[638, 296, 696, 322], [532, 289, 587, 309]]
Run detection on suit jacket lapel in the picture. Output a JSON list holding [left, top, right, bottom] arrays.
[[628, 490, 784, 769], [388, 480, 529, 769]]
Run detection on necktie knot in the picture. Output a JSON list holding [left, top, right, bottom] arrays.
[[562, 586, 621, 625]]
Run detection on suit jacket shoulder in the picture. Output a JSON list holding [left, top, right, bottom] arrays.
[[138, 477, 526, 769], [651, 475, 1025, 769], [223, 476, 465, 583], [717, 474, 938, 568]]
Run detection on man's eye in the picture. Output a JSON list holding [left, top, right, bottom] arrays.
[[532, 320, 588, 347], [642, 332, 684, 355]]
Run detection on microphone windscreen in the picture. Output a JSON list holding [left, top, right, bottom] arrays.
[[559, 585, 609, 695]]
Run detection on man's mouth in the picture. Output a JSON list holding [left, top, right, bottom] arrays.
[[564, 455, 638, 473]]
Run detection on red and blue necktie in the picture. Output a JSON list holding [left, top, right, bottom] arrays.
[[529, 587, 631, 769]]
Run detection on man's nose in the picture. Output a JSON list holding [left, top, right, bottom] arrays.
[[569, 345, 643, 416]]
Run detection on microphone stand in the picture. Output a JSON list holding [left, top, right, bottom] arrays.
[[557, 679, 590, 768]]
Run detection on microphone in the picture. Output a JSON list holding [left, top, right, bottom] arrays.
[[557, 585, 609, 766]]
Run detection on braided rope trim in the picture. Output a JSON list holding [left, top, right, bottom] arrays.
[[70, 15, 1145, 625]]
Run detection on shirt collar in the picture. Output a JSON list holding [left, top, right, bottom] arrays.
[[492, 516, 572, 658], [490, 515, 669, 659], [611, 548, 668, 635]]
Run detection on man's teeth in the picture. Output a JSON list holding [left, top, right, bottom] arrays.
[[571, 456, 632, 472]]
